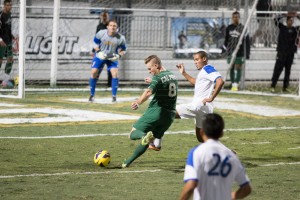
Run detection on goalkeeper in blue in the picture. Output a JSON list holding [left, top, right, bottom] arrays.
[[89, 19, 126, 102]]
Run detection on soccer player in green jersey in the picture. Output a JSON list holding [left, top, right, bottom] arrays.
[[122, 55, 178, 168]]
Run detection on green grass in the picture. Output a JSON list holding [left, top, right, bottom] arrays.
[[0, 91, 300, 199]]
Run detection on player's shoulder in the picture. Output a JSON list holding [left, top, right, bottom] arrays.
[[203, 64, 218, 74]]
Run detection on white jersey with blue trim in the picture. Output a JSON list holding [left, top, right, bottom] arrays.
[[183, 139, 250, 200], [192, 64, 222, 106], [93, 29, 126, 56]]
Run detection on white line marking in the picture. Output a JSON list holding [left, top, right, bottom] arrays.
[[288, 146, 300, 150], [260, 162, 300, 167], [1, 126, 299, 139], [241, 142, 271, 145], [0, 169, 162, 179]]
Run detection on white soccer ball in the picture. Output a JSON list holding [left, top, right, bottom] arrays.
[[94, 150, 111, 167]]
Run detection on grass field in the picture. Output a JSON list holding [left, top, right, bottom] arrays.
[[0, 90, 300, 200]]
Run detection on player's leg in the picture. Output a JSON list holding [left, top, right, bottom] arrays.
[[282, 53, 294, 92], [107, 69, 112, 87], [231, 57, 243, 91], [108, 61, 119, 102], [0, 45, 5, 71], [122, 108, 159, 167], [149, 104, 195, 151], [271, 52, 284, 90], [89, 58, 105, 101], [149, 110, 176, 151], [4, 44, 13, 75]]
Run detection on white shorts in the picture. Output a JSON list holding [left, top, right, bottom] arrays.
[[176, 103, 214, 128]]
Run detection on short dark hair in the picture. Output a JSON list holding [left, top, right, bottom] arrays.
[[194, 51, 208, 60], [4, 0, 11, 5], [144, 55, 162, 67], [232, 11, 240, 17], [202, 113, 224, 140]]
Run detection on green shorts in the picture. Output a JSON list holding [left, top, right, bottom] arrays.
[[133, 107, 176, 139], [0, 43, 13, 59], [227, 56, 244, 65]]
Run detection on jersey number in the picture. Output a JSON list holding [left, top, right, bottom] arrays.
[[168, 83, 176, 97], [208, 153, 232, 177]]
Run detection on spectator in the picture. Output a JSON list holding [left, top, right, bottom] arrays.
[[271, 13, 300, 93], [178, 30, 188, 49]]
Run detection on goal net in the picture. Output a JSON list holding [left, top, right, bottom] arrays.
[[1, 0, 299, 98]]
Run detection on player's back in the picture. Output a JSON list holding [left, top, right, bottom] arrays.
[[149, 70, 178, 111], [193, 139, 247, 200]]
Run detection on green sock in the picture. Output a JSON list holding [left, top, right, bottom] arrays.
[[125, 143, 148, 166], [230, 67, 234, 83], [130, 129, 145, 140], [235, 68, 241, 83], [5, 62, 13, 74]]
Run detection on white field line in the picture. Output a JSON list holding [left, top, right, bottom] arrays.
[[288, 146, 300, 150], [2, 162, 300, 179], [0, 169, 162, 179], [241, 141, 271, 145], [260, 162, 300, 167], [1, 126, 300, 139]]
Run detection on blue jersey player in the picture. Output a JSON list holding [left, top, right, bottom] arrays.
[[89, 20, 126, 102]]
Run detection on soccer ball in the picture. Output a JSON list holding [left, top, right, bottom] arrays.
[[94, 150, 111, 167]]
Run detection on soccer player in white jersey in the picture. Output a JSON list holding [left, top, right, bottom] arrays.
[[89, 20, 126, 102], [179, 113, 251, 200], [149, 51, 224, 150]]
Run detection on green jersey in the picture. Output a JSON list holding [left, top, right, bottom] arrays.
[[148, 70, 178, 111]]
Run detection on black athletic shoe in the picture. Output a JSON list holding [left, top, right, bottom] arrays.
[[112, 96, 117, 102], [89, 95, 95, 102]]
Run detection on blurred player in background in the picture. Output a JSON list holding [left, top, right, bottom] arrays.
[[0, 0, 14, 83], [89, 19, 126, 102], [122, 55, 178, 168], [270, 12, 300, 93], [223, 11, 250, 91], [94, 11, 113, 88], [179, 113, 252, 200], [149, 51, 224, 151]]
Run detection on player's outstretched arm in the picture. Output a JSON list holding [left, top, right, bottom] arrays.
[[232, 183, 251, 199], [176, 64, 196, 85], [131, 88, 153, 110]]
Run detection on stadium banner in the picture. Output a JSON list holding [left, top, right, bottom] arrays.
[[171, 17, 229, 59], [13, 17, 97, 60]]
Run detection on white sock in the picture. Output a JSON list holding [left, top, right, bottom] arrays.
[[153, 138, 162, 148]]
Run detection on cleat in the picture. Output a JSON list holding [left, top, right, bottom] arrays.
[[148, 144, 161, 151], [282, 88, 291, 93], [231, 83, 238, 91], [270, 87, 275, 93], [141, 131, 154, 145], [112, 96, 117, 102], [89, 95, 95, 102], [121, 159, 128, 168]]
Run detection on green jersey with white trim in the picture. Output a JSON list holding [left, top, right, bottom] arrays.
[[148, 70, 178, 111]]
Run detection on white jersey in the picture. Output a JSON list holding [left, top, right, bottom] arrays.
[[93, 29, 126, 56], [183, 139, 250, 200], [192, 64, 222, 107]]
